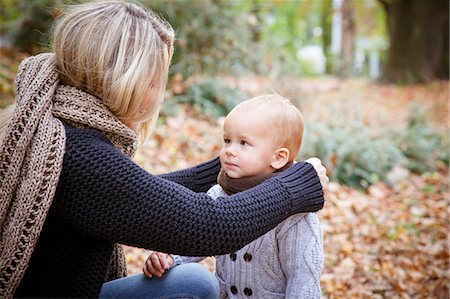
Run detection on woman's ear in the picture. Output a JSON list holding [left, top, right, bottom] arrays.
[[271, 148, 290, 170]]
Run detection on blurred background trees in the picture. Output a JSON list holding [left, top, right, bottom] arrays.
[[380, 0, 449, 84], [0, 0, 448, 189], [1, 0, 448, 84]]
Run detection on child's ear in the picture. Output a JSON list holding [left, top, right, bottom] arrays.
[[271, 148, 290, 170]]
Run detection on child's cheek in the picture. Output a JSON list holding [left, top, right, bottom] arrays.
[[239, 156, 252, 170]]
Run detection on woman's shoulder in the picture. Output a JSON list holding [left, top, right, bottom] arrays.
[[58, 123, 139, 193], [63, 123, 122, 152], [62, 123, 127, 166], [64, 123, 111, 144]]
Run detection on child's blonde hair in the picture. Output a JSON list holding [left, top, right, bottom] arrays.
[[231, 94, 304, 160], [52, 0, 174, 138]]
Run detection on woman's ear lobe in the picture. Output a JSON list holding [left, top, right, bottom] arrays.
[[271, 148, 290, 170]]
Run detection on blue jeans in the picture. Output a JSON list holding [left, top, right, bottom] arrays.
[[99, 263, 220, 299]]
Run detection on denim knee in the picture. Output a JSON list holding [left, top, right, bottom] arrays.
[[99, 263, 219, 299], [173, 263, 219, 299]]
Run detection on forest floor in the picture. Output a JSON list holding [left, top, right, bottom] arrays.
[[1, 51, 449, 298]]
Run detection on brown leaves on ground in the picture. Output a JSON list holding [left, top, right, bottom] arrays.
[[321, 174, 448, 298], [126, 79, 449, 299]]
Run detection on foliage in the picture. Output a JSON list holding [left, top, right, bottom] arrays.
[[0, 0, 21, 27], [248, 0, 325, 77], [320, 0, 333, 74], [299, 119, 406, 189], [0, 0, 395, 80], [165, 79, 246, 118], [353, 0, 387, 38], [145, 0, 261, 78], [300, 112, 448, 189], [1, 0, 66, 53], [393, 107, 449, 173]]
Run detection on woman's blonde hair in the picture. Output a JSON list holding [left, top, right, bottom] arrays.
[[0, 0, 174, 143], [231, 94, 304, 160], [53, 0, 174, 138]]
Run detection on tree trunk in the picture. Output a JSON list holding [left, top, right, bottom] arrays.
[[339, 0, 355, 78], [381, 0, 449, 84]]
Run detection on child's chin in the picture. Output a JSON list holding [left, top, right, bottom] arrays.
[[226, 171, 241, 179]]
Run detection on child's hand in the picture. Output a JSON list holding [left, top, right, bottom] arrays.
[[143, 251, 174, 278], [305, 157, 329, 189]]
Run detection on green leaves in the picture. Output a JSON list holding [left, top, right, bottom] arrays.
[[167, 79, 246, 118], [300, 115, 448, 190]]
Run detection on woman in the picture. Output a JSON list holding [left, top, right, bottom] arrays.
[[0, 1, 327, 298]]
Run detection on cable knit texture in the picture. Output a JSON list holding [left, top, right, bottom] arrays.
[[174, 185, 324, 299], [0, 53, 138, 298]]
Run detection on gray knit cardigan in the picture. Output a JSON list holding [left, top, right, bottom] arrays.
[[173, 184, 324, 299]]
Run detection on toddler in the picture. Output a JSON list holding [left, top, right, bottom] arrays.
[[145, 94, 324, 298]]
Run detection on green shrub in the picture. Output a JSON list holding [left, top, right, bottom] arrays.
[[2, 0, 63, 53], [165, 79, 246, 118], [299, 119, 406, 189], [299, 109, 448, 189], [392, 111, 449, 173], [145, 0, 261, 78]]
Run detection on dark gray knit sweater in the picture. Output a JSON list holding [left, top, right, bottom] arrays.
[[14, 124, 324, 298]]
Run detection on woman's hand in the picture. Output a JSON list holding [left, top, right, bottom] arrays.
[[143, 251, 174, 278], [305, 157, 329, 190]]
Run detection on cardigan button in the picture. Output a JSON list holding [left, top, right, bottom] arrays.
[[244, 287, 253, 296], [243, 253, 252, 262], [230, 285, 238, 294], [230, 252, 237, 261]]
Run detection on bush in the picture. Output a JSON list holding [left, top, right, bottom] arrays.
[[392, 111, 449, 173], [299, 110, 448, 189], [164, 79, 246, 118], [1, 0, 62, 53], [145, 0, 261, 78], [299, 120, 406, 189]]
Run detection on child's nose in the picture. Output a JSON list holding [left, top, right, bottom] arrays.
[[226, 145, 237, 157]]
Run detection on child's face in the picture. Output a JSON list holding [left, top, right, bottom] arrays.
[[219, 109, 277, 178]]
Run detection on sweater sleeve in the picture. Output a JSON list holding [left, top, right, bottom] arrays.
[[157, 157, 221, 193], [170, 184, 223, 266], [51, 125, 324, 256], [278, 214, 324, 298]]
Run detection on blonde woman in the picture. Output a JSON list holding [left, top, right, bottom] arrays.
[[0, 1, 327, 298]]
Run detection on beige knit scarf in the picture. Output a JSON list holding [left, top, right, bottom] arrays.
[[0, 53, 137, 298]]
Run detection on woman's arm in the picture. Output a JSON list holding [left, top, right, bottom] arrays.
[[51, 125, 324, 256], [157, 157, 220, 193]]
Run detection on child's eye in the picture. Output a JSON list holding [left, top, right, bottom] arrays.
[[224, 139, 230, 144], [240, 140, 248, 146]]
